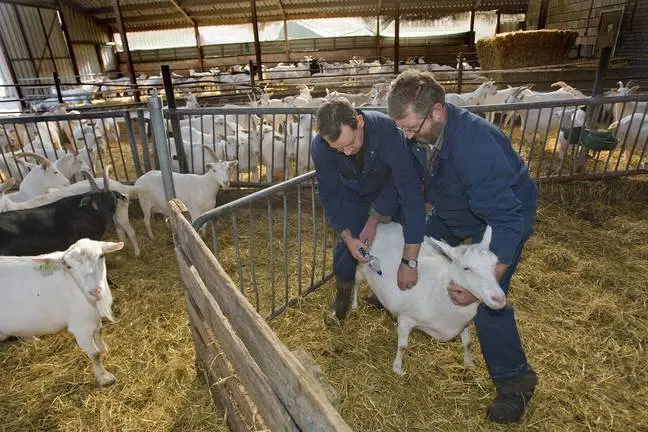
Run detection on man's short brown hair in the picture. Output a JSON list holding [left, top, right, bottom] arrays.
[[388, 69, 445, 120], [315, 97, 358, 142]]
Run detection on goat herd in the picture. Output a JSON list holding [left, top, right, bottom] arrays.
[[0, 63, 646, 388]]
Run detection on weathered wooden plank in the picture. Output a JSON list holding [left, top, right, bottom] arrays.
[[168, 199, 351, 432], [185, 298, 254, 432], [189, 320, 248, 432], [176, 248, 298, 432], [183, 286, 263, 430]]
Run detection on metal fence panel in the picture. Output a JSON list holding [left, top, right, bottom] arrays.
[[160, 95, 648, 188], [191, 172, 335, 321], [0, 109, 144, 184]]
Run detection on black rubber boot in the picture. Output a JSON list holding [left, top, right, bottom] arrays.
[[333, 277, 355, 321], [486, 369, 537, 424]]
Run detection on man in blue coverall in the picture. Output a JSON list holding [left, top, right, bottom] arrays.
[[311, 97, 425, 321], [387, 70, 538, 424]]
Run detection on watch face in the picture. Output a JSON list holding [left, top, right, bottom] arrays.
[[402, 258, 417, 268]]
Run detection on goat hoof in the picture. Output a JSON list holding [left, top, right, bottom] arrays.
[[392, 365, 405, 376], [95, 372, 116, 387]]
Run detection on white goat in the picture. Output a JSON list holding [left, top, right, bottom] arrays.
[[445, 81, 498, 107], [132, 160, 237, 239], [0, 238, 124, 386], [353, 222, 506, 375], [6, 153, 70, 202], [609, 81, 647, 124], [609, 113, 648, 162], [169, 142, 225, 174]]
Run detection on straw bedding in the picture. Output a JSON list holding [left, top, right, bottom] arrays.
[[1, 175, 647, 431]]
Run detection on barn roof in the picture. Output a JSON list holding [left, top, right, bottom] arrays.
[[55, 0, 528, 32]]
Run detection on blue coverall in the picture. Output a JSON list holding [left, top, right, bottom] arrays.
[[311, 110, 425, 283], [410, 103, 538, 380]]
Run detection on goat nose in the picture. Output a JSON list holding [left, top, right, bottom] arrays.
[[89, 287, 102, 298], [490, 293, 506, 307]]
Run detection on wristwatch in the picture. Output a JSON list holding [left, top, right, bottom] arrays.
[[401, 257, 418, 269]]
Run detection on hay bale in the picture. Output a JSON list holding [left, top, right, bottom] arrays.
[[477, 30, 578, 70]]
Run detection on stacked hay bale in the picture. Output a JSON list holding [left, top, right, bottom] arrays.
[[477, 30, 579, 70]]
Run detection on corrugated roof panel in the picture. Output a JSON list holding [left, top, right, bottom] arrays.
[[55, 58, 76, 81], [73, 44, 102, 80], [41, 9, 70, 58], [0, 4, 30, 60], [61, 4, 110, 44], [16, 7, 47, 62]]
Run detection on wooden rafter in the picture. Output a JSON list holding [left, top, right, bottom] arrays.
[[167, 0, 196, 26]]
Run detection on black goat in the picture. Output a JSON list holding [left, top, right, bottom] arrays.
[[0, 172, 125, 256]]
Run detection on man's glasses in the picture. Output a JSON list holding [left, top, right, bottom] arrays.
[[400, 110, 431, 137]]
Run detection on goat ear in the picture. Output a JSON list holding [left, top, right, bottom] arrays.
[[79, 196, 91, 207], [425, 236, 456, 260], [480, 225, 492, 249], [101, 241, 124, 253]]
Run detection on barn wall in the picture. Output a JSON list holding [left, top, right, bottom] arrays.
[[0, 2, 112, 104], [526, 0, 632, 58], [117, 33, 473, 75], [615, 0, 648, 59]]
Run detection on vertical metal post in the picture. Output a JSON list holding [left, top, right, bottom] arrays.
[[113, 0, 140, 103], [469, 9, 476, 48], [137, 110, 152, 170], [575, 45, 612, 173], [0, 25, 25, 109], [194, 24, 204, 71], [95, 44, 106, 74], [248, 59, 256, 88], [457, 53, 464, 94], [161, 64, 188, 174], [376, 1, 382, 57], [123, 110, 143, 177], [393, 0, 400, 75], [57, 4, 81, 83], [53, 71, 64, 103], [591, 46, 612, 98], [283, 19, 290, 62], [496, 10, 501, 34], [149, 91, 176, 200], [250, 0, 263, 81], [538, 0, 549, 29]]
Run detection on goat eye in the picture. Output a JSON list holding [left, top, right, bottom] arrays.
[[100, 254, 105, 259], [463, 266, 470, 271]]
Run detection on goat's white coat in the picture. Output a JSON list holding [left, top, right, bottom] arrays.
[[354, 222, 506, 375], [132, 160, 237, 239], [0, 239, 124, 386]]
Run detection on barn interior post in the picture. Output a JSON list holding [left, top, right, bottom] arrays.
[[250, 0, 263, 80], [376, 0, 382, 57], [496, 10, 501, 34], [112, 0, 140, 103], [538, 0, 549, 29], [57, 3, 81, 83], [194, 24, 204, 71], [469, 9, 476, 48], [393, 0, 400, 75]]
